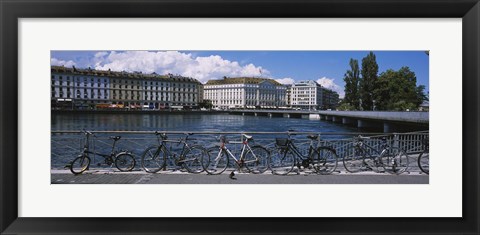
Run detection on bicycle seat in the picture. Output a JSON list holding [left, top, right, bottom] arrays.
[[307, 134, 319, 140], [109, 136, 121, 141], [358, 135, 370, 140], [184, 132, 193, 136], [243, 134, 253, 140]]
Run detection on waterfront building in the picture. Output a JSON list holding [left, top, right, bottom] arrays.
[[51, 66, 111, 109], [203, 77, 286, 109], [290, 80, 339, 110], [142, 73, 202, 109], [285, 84, 292, 108], [109, 71, 143, 109], [51, 66, 203, 110]]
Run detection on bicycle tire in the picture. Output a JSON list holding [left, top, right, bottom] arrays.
[[382, 147, 409, 175], [141, 146, 166, 173], [182, 145, 207, 174], [343, 146, 365, 173], [202, 147, 228, 175], [70, 155, 90, 175], [269, 147, 295, 175], [418, 151, 429, 175], [244, 145, 270, 174], [312, 147, 338, 175], [115, 152, 136, 172]]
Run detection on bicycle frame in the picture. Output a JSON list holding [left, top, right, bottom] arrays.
[[81, 133, 118, 164], [354, 139, 389, 160], [154, 134, 196, 164], [213, 135, 256, 166], [284, 136, 319, 162]]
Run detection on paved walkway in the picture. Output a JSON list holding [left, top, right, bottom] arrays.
[[51, 170, 428, 184]]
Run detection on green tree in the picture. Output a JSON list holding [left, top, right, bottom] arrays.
[[359, 52, 379, 110], [199, 99, 213, 109], [337, 101, 355, 111], [343, 58, 360, 110], [374, 67, 427, 111]]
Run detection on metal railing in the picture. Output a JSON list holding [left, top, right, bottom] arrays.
[[51, 130, 429, 172]]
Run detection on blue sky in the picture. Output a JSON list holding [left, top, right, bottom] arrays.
[[51, 50, 429, 98]]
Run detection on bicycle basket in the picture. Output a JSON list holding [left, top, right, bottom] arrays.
[[275, 138, 290, 148]]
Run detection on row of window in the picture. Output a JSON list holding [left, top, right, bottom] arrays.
[[52, 75, 198, 87], [52, 82, 198, 89]]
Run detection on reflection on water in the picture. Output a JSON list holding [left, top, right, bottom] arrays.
[[51, 113, 360, 133]]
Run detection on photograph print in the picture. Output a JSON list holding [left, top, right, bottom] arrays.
[[50, 50, 429, 184]]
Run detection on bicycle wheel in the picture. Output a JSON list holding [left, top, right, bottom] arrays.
[[363, 153, 386, 173], [382, 147, 409, 175], [418, 151, 429, 174], [182, 145, 207, 174], [70, 155, 90, 175], [244, 145, 270, 174], [202, 147, 228, 175], [141, 146, 166, 173], [312, 147, 338, 175], [343, 146, 365, 173], [269, 147, 295, 175], [115, 152, 136, 172]]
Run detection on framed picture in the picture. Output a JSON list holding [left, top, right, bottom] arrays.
[[1, 0, 478, 234]]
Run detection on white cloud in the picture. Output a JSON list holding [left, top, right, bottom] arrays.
[[316, 77, 344, 98], [51, 58, 76, 67], [93, 51, 270, 84], [94, 51, 108, 58], [275, 77, 295, 85]]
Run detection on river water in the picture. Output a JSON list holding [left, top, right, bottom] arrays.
[[51, 112, 361, 134]]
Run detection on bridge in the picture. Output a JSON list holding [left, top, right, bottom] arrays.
[[228, 110, 429, 133]]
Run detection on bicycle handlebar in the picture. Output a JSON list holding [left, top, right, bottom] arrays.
[[82, 130, 95, 137], [287, 130, 297, 137], [154, 131, 168, 140]]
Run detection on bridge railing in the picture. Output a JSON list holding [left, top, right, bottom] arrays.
[[51, 131, 428, 171]]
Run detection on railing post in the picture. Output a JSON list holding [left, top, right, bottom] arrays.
[[393, 133, 400, 149]]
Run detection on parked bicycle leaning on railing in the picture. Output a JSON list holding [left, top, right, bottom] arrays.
[[69, 130, 136, 174], [418, 136, 429, 174], [140, 131, 208, 174], [269, 130, 339, 175], [201, 134, 270, 175], [343, 135, 409, 175]]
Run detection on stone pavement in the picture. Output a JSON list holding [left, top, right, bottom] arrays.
[[51, 169, 428, 184]]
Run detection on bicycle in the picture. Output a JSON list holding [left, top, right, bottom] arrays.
[[343, 135, 409, 174], [269, 131, 338, 175], [141, 132, 208, 174], [417, 137, 429, 174], [202, 134, 270, 175], [69, 130, 136, 174]]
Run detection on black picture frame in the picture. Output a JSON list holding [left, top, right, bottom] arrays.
[[1, 0, 478, 234]]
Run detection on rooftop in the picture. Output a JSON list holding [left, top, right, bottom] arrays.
[[205, 77, 282, 86], [51, 65, 201, 83], [292, 80, 321, 87]]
